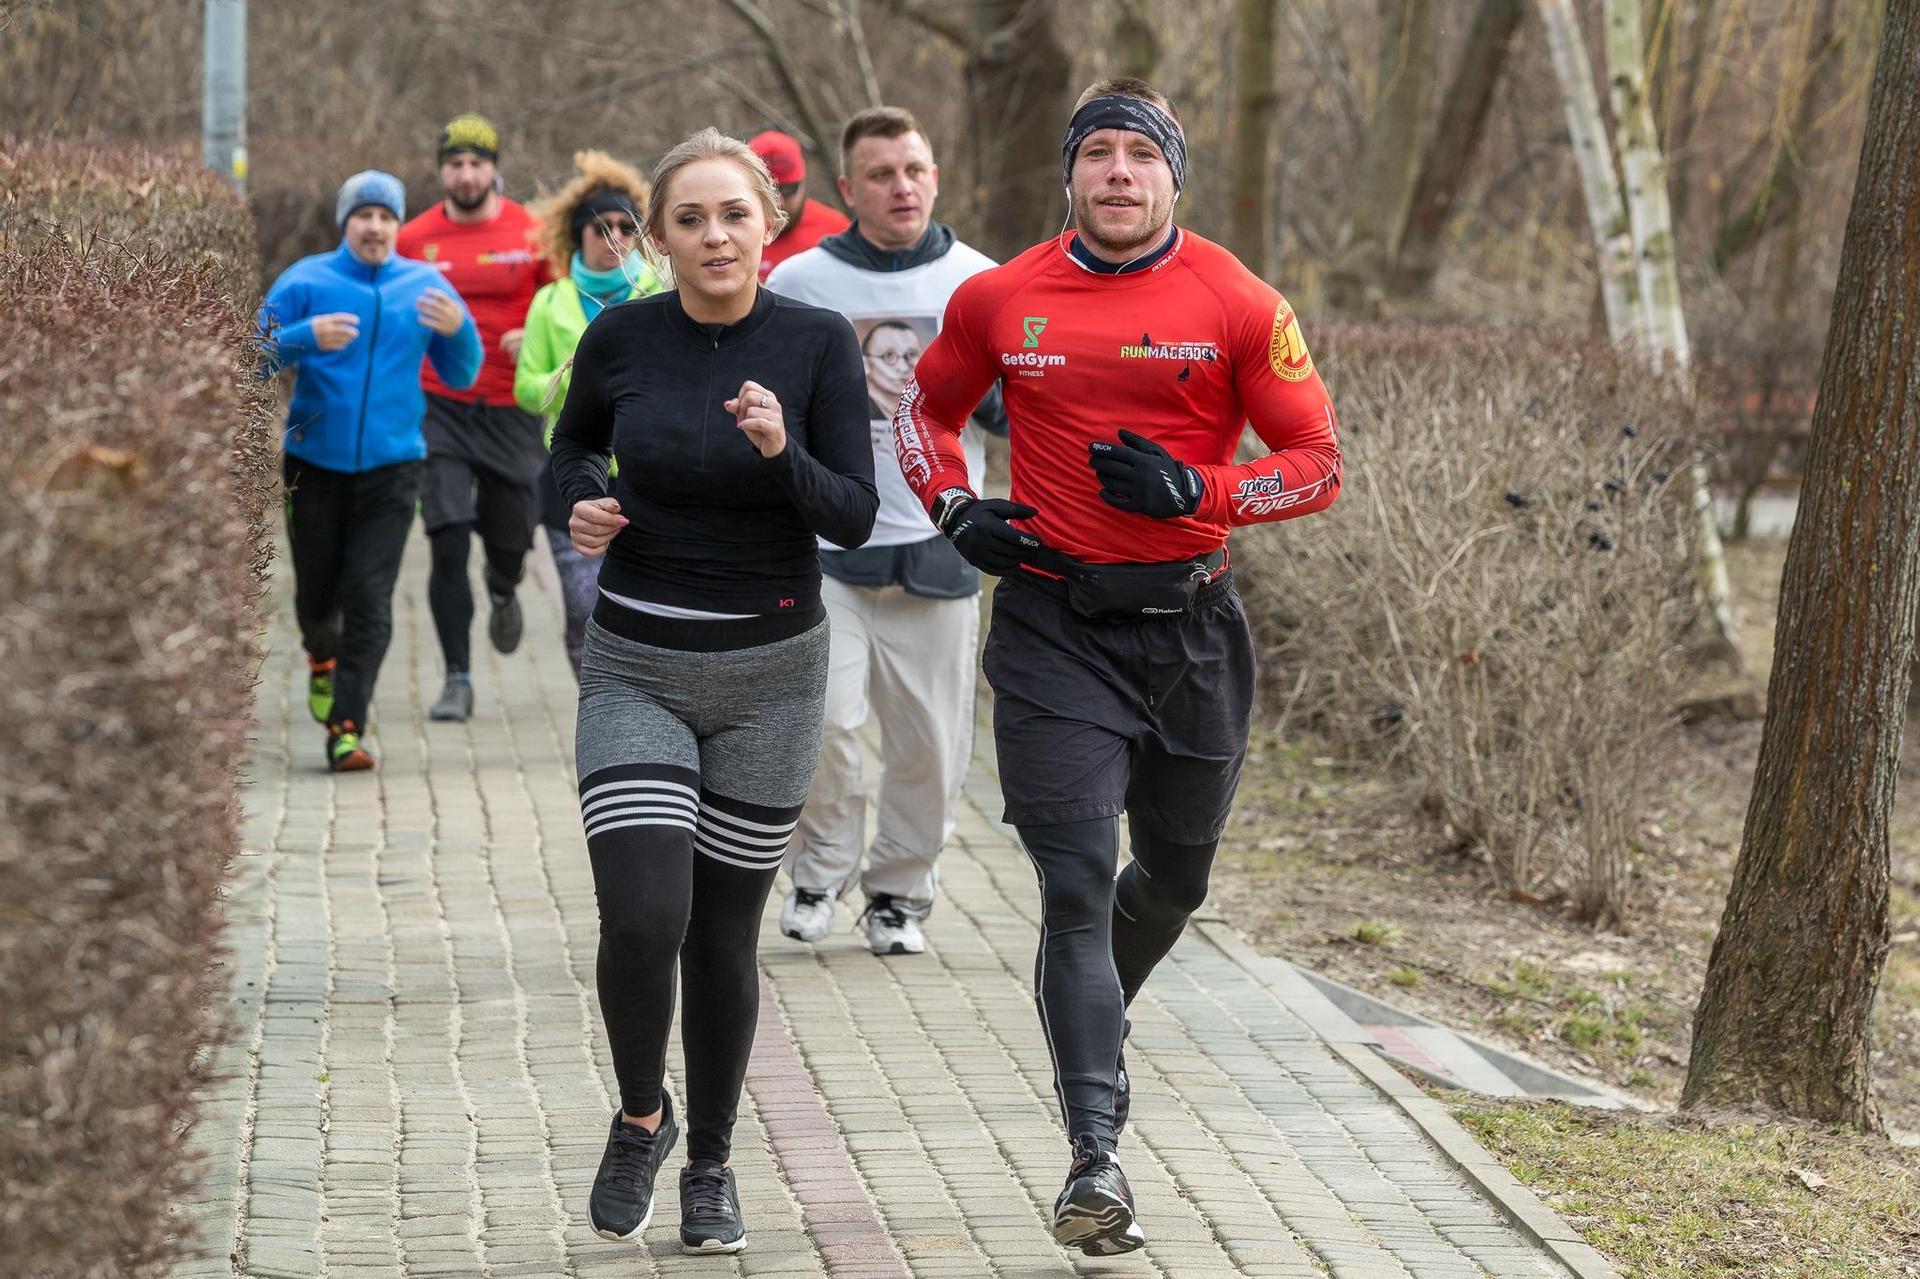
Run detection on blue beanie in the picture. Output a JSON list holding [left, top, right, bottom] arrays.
[[335, 170, 406, 228]]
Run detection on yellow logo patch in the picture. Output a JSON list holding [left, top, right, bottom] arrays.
[[1268, 300, 1313, 382]]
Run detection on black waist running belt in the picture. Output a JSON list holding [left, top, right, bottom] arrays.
[[1030, 547, 1227, 620]]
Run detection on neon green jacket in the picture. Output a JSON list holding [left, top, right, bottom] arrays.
[[514, 270, 663, 446]]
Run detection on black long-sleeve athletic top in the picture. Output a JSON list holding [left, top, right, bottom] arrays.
[[551, 287, 879, 615]]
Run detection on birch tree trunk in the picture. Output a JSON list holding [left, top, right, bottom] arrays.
[[1228, 0, 1278, 279], [1605, 0, 1689, 366], [1684, 0, 1920, 1129], [1606, 0, 1740, 663], [1535, 0, 1640, 343], [1539, 0, 1739, 661]]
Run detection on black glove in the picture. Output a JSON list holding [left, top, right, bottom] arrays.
[[932, 487, 1045, 575], [1088, 429, 1204, 519]]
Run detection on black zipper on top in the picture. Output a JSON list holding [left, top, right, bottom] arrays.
[[699, 329, 719, 471], [353, 260, 384, 472]]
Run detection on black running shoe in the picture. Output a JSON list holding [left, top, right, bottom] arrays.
[[588, 1094, 679, 1242], [679, 1160, 747, 1254], [1052, 1134, 1145, 1256], [1114, 1016, 1133, 1135]]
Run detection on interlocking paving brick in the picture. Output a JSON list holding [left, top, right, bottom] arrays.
[[176, 540, 1586, 1278]]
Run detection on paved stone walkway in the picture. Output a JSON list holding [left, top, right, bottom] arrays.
[[177, 540, 1587, 1278]]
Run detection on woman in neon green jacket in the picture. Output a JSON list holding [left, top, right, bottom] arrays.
[[517, 151, 664, 675]]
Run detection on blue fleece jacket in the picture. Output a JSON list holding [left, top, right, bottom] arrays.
[[258, 242, 483, 473]]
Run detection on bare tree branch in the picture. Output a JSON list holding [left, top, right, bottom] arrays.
[[1284, 0, 1365, 150], [709, 63, 818, 144], [722, 0, 834, 150], [844, 0, 884, 107], [877, 0, 975, 50], [519, 47, 755, 121]]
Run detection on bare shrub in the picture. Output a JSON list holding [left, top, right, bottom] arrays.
[[0, 142, 273, 1276], [1234, 325, 1697, 926]]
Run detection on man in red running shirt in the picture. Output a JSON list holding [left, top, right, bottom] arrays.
[[894, 77, 1340, 1257], [397, 113, 552, 722], [749, 130, 850, 281]]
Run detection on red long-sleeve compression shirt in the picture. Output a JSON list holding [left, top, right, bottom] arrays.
[[895, 229, 1340, 564]]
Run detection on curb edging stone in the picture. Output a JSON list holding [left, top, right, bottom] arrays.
[[1199, 919, 1624, 1279]]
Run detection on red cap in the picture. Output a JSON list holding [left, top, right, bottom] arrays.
[[749, 130, 805, 186]]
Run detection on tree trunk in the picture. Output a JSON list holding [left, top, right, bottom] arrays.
[[1535, 0, 1641, 344], [1605, 0, 1689, 367], [965, 0, 1072, 263], [1228, 0, 1278, 279], [1603, 0, 1739, 665], [1389, 0, 1525, 297], [1683, 0, 1920, 1132], [1326, 0, 1434, 314], [1711, 0, 1844, 275], [1111, 0, 1162, 81], [1666, 0, 1718, 224]]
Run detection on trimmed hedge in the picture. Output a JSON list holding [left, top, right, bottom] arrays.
[[0, 140, 273, 1276]]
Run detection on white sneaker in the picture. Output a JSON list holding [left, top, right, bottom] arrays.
[[780, 887, 835, 942], [861, 894, 925, 956]]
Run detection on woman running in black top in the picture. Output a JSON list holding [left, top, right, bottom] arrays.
[[550, 127, 877, 1255]]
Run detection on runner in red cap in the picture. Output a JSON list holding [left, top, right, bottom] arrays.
[[748, 129, 850, 280]]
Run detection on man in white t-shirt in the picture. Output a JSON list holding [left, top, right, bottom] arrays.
[[768, 106, 1004, 956]]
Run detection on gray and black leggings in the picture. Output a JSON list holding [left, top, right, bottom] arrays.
[[575, 603, 829, 1164]]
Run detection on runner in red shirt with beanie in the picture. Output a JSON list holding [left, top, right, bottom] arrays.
[[749, 130, 850, 280], [895, 77, 1340, 1256], [397, 113, 553, 722]]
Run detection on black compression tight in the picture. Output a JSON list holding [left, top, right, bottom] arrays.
[[1113, 824, 1219, 1005], [1017, 815, 1219, 1153], [588, 789, 796, 1164], [426, 522, 526, 673]]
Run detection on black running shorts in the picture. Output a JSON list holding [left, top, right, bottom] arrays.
[[982, 568, 1256, 841], [419, 393, 544, 548]]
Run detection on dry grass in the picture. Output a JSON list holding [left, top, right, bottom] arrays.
[[1212, 530, 1920, 1132], [0, 141, 273, 1277], [1453, 1097, 1920, 1276]]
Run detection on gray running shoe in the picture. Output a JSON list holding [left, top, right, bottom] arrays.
[[430, 673, 473, 721], [486, 573, 523, 654]]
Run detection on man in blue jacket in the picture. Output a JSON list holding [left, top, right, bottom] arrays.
[[259, 170, 482, 772]]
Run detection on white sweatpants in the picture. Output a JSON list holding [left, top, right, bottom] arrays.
[[788, 575, 980, 916]]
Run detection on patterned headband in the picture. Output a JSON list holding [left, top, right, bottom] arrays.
[[1061, 95, 1187, 191]]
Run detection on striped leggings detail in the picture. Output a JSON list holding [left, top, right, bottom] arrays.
[[579, 762, 799, 1164]]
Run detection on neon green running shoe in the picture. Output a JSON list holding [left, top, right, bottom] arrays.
[[308, 657, 336, 724], [327, 721, 373, 773]]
